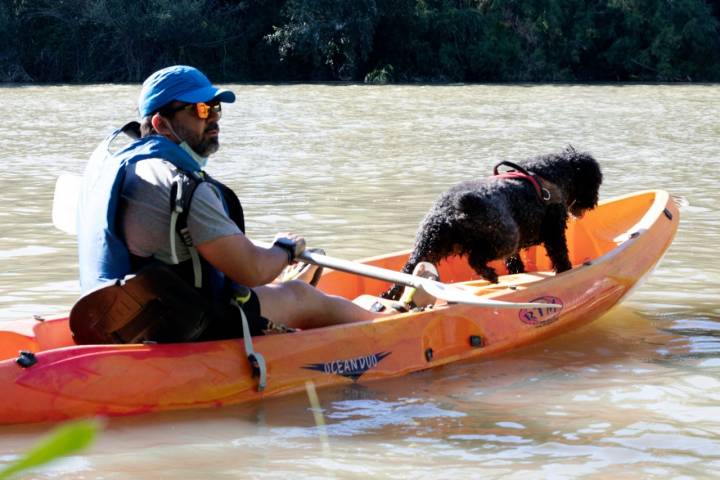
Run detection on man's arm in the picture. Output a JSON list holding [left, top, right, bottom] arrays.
[[196, 234, 289, 287], [188, 183, 306, 286]]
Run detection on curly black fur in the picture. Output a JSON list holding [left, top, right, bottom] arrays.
[[383, 146, 603, 300]]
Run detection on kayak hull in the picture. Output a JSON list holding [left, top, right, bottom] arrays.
[[0, 190, 679, 424]]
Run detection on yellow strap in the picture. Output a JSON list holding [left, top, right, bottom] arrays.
[[234, 290, 252, 305], [399, 286, 417, 306]]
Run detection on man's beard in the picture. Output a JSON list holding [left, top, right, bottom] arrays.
[[172, 121, 220, 156]]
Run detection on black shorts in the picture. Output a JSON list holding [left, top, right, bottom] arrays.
[[196, 289, 293, 341]]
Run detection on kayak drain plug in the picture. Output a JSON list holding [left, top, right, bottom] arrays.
[[424, 348, 433, 362], [16, 351, 37, 368]]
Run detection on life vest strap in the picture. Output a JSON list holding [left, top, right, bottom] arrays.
[[233, 292, 267, 392], [169, 172, 204, 288]]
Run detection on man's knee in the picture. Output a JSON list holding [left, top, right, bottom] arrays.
[[282, 279, 317, 303]]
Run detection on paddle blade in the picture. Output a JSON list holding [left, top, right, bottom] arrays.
[[52, 174, 82, 235], [298, 248, 561, 309], [418, 280, 561, 309]]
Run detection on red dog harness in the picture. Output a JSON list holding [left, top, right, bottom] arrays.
[[493, 161, 560, 203]]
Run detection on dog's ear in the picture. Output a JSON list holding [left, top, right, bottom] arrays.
[[567, 150, 603, 214]]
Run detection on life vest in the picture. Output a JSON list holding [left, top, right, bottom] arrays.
[[74, 128, 269, 391], [77, 128, 244, 301]]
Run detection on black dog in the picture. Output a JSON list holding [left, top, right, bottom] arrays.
[[383, 146, 602, 300]]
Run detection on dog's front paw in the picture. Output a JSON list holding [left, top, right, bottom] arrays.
[[479, 267, 499, 284], [505, 254, 525, 274], [551, 256, 572, 273], [554, 263, 572, 273]]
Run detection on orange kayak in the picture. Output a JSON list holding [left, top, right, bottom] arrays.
[[0, 190, 679, 424]]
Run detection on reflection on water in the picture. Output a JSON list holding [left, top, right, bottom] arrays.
[[0, 84, 719, 478]]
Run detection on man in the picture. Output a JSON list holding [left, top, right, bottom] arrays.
[[75, 65, 377, 344]]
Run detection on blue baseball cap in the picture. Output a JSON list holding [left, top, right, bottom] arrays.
[[138, 65, 235, 117]]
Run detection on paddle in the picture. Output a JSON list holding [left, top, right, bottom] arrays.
[[52, 174, 83, 235], [287, 247, 559, 309], [52, 174, 559, 309]]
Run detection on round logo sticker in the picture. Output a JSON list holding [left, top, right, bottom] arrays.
[[519, 296, 564, 326]]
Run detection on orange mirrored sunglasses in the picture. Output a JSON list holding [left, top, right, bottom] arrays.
[[162, 101, 221, 119]]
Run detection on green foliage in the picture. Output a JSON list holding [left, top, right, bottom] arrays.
[[13, 0, 260, 82], [266, 0, 379, 80], [0, 0, 31, 81], [3, 0, 720, 82], [364, 64, 394, 83], [371, 2, 514, 81], [0, 419, 101, 480]]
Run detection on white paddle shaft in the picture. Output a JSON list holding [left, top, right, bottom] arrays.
[[295, 248, 560, 309]]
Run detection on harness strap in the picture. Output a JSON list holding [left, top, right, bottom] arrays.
[[169, 172, 204, 288], [493, 160, 562, 204], [166, 168, 267, 388], [168, 179, 183, 264], [496, 171, 545, 199], [233, 292, 267, 392], [120, 121, 141, 140]]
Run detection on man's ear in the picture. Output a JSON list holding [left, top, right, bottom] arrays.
[[151, 113, 171, 135]]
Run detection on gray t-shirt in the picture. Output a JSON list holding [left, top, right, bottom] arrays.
[[119, 158, 241, 264]]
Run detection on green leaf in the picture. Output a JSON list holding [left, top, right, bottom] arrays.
[[0, 419, 102, 480]]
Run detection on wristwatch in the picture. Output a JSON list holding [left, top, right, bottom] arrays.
[[273, 237, 296, 264]]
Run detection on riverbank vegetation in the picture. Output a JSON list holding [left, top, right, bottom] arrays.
[[2, 0, 719, 83]]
